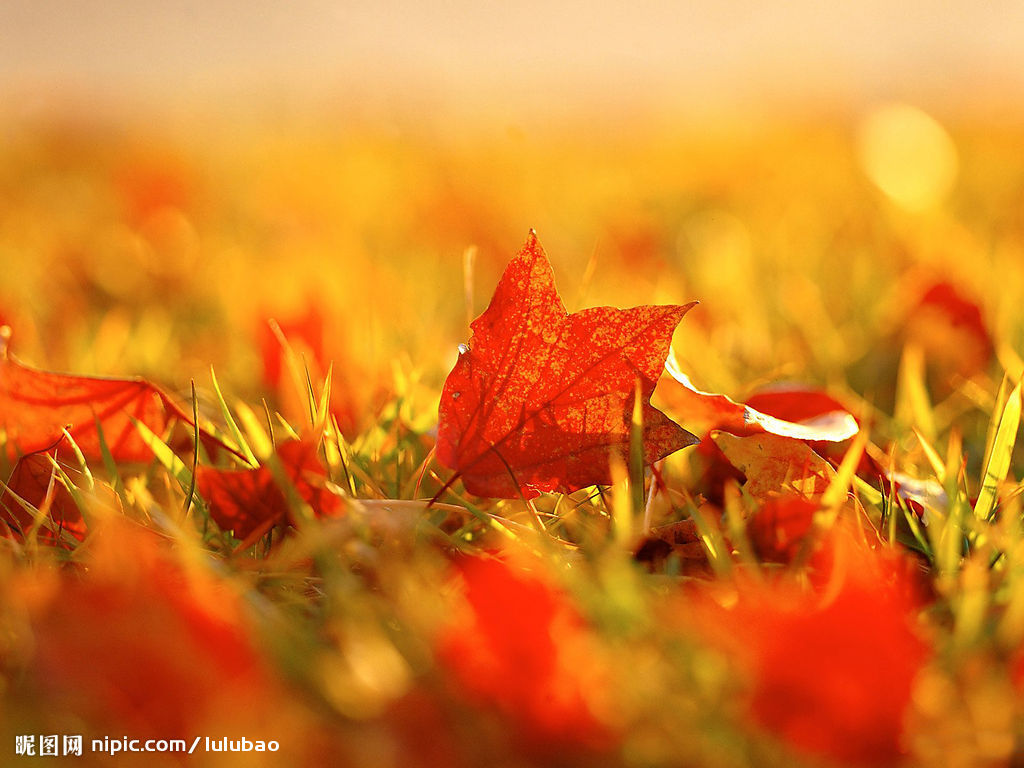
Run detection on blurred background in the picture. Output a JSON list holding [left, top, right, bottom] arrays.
[[1, 1, 1023, 422], [3, 1, 1024, 119]]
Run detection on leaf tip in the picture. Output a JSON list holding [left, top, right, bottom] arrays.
[[672, 300, 700, 327], [522, 229, 544, 255]]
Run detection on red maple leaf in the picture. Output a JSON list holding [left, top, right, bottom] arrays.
[[195, 439, 340, 542], [0, 329, 228, 463], [437, 232, 697, 498]]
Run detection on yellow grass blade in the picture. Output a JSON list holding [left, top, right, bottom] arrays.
[[975, 379, 1022, 523]]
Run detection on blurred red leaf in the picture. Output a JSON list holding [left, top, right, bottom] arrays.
[[258, 304, 326, 394], [689, 531, 930, 766], [437, 232, 697, 498], [196, 439, 340, 541], [746, 494, 819, 564], [21, 520, 281, 739], [1, 439, 90, 545], [436, 551, 616, 752], [0, 331, 228, 463], [383, 689, 468, 768], [905, 279, 993, 378], [257, 302, 387, 438], [1011, 648, 1024, 695]]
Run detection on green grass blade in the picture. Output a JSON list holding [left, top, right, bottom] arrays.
[[92, 415, 130, 510], [897, 344, 936, 442], [682, 489, 731, 577], [184, 380, 200, 515], [914, 427, 946, 484], [981, 376, 1010, 479], [903, 500, 934, 559], [45, 454, 95, 533], [210, 366, 258, 467], [131, 417, 193, 492], [0, 473, 79, 549], [628, 378, 646, 517]]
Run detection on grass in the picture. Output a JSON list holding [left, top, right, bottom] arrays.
[[2, 105, 1024, 766]]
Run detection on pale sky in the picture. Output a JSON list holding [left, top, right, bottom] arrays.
[[2, 1, 1023, 114]]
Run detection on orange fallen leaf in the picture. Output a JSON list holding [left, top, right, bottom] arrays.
[[664, 352, 858, 443], [711, 432, 835, 502], [0, 329, 228, 463]]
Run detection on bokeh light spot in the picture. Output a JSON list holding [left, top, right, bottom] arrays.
[[857, 103, 958, 212]]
